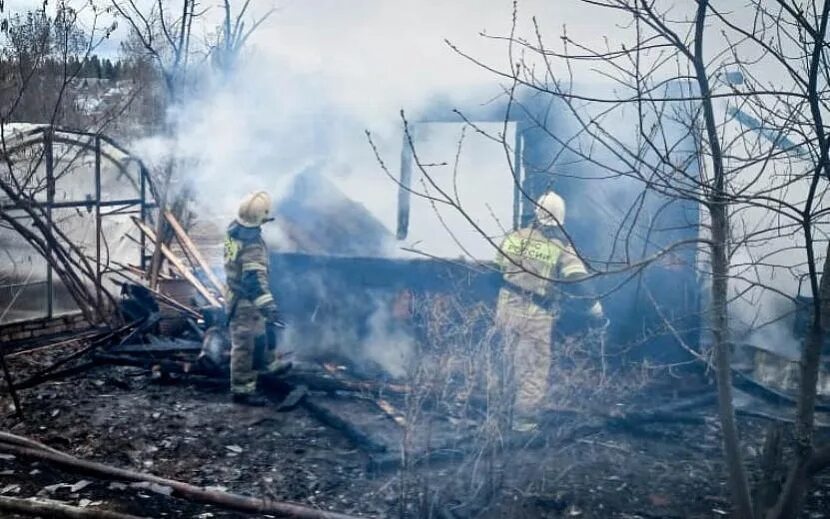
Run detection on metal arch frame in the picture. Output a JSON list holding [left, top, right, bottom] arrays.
[[0, 125, 157, 320]]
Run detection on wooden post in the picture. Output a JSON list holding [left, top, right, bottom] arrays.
[[164, 211, 224, 294], [131, 218, 222, 308], [45, 130, 54, 318], [0, 348, 23, 419], [95, 135, 102, 310]]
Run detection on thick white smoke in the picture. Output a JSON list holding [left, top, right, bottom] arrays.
[[127, 0, 637, 260], [125, 1, 825, 362]]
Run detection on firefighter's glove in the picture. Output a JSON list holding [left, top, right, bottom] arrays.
[[588, 301, 609, 329], [260, 303, 281, 324]]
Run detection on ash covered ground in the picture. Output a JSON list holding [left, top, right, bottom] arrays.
[[1, 346, 829, 518]]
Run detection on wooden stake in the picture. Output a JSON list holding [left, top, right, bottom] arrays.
[[164, 211, 225, 295], [0, 349, 23, 419], [131, 218, 221, 308]]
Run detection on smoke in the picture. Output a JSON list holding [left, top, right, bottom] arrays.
[[276, 269, 414, 379], [117, 0, 562, 377], [124, 1, 693, 372], [127, 0, 641, 251], [362, 302, 415, 378], [123, 1, 824, 369]]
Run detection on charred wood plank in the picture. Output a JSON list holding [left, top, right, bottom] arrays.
[[375, 399, 406, 427], [733, 368, 830, 412], [322, 363, 410, 393], [367, 441, 468, 474], [4, 329, 100, 358], [274, 363, 410, 396], [301, 397, 387, 454], [107, 340, 203, 355], [93, 354, 197, 376]]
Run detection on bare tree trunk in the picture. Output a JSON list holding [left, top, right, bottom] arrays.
[[766, 3, 830, 516], [147, 162, 172, 289], [767, 244, 830, 518], [709, 203, 753, 519], [692, 2, 754, 517]]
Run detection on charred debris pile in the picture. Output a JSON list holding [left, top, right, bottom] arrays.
[[3, 206, 830, 432]]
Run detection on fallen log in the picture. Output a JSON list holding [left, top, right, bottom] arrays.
[[300, 398, 388, 454], [278, 367, 409, 398], [322, 363, 410, 394], [0, 496, 146, 519], [0, 436, 366, 519]]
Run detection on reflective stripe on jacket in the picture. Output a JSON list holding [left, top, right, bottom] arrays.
[[496, 226, 587, 299]]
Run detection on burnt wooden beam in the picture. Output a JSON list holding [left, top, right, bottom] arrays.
[[300, 397, 387, 454]]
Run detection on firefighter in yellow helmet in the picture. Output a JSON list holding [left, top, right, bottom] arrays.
[[495, 191, 605, 432], [224, 191, 285, 406]]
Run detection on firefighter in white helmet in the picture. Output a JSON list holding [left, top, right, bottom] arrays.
[[495, 190, 605, 432], [223, 191, 285, 406]]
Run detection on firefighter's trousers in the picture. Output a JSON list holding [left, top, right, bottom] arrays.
[[228, 299, 273, 395], [495, 290, 555, 419]]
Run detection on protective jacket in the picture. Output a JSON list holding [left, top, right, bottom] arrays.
[[495, 225, 588, 419], [496, 226, 587, 301], [224, 222, 275, 312]]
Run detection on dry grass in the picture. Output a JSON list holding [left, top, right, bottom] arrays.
[[387, 292, 655, 517]]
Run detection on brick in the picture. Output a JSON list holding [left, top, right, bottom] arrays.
[[24, 322, 47, 331]]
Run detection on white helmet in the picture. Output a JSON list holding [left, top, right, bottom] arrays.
[[236, 191, 273, 228], [534, 191, 566, 227]]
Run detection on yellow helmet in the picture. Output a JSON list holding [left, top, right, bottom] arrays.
[[535, 191, 565, 227], [236, 191, 273, 227]]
